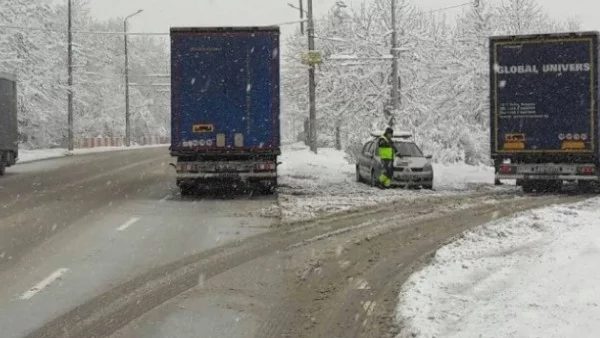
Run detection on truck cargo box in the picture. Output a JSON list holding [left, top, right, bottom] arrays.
[[0, 72, 17, 153], [170, 26, 280, 156], [490, 32, 599, 161]]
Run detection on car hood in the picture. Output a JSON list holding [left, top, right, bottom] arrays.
[[394, 156, 430, 168]]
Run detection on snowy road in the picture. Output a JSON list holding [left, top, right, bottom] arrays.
[[106, 193, 586, 338], [0, 147, 276, 338], [0, 146, 590, 338]]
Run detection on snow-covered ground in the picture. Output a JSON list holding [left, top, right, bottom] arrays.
[[17, 144, 168, 164], [263, 143, 509, 222], [396, 198, 600, 338]]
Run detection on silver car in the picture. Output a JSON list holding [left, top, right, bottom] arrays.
[[355, 133, 434, 189]]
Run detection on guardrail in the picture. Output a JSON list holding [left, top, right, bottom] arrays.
[[75, 136, 170, 149]]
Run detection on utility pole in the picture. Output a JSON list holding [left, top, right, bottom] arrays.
[[299, 0, 305, 35], [124, 9, 143, 147], [67, 0, 74, 151], [391, 0, 400, 112], [124, 20, 130, 147], [307, 0, 317, 154]]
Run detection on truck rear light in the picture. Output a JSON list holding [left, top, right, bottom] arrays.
[[499, 164, 515, 174], [578, 166, 596, 175]]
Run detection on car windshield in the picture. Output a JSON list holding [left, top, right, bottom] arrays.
[[394, 142, 423, 157]]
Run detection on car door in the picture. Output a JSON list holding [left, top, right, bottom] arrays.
[[359, 141, 373, 178], [369, 140, 380, 173]]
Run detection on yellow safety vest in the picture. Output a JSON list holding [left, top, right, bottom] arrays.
[[378, 135, 393, 160]]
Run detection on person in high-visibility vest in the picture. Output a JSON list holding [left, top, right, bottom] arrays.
[[378, 127, 398, 188]]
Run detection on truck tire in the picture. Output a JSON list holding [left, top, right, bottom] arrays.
[[263, 179, 277, 195], [522, 181, 535, 193], [548, 180, 563, 193], [180, 185, 194, 196], [578, 180, 596, 193]]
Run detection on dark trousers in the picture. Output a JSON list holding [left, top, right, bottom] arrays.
[[379, 159, 393, 187]]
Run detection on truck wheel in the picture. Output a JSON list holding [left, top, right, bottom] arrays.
[[263, 179, 277, 195], [180, 185, 194, 196], [548, 180, 563, 193], [522, 182, 534, 193], [578, 181, 596, 193]]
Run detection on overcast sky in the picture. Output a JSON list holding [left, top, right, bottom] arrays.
[[88, 0, 600, 36]]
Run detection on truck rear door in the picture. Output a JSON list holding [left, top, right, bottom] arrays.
[[490, 32, 599, 157], [170, 27, 280, 153]]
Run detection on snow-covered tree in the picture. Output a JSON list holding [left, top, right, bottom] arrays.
[[282, 0, 581, 164], [0, 0, 170, 149]]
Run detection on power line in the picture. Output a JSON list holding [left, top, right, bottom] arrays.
[[0, 23, 168, 35], [423, 2, 474, 15]]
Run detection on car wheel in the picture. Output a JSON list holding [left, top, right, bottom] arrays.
[[423, 184, 433, 190], [0, 163, 5, 176], [370, 170, 378, 187]]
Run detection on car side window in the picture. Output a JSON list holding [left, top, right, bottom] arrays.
[[367, 141, 376, 156], [362, 141, 373, 156]]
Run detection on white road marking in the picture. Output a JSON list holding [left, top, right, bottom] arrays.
[[361, 300, 377, 327], [117, 217, 140, 231], [366, 301, 376, 316], [159, 195, 170, 203], [355, 278, 370, 290], [20, 268, 69, 300]]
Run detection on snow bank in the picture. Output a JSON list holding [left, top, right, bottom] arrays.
[[396, 198, 600, 338], [17, 144, 167, 164], [265, 143, 506, 222]]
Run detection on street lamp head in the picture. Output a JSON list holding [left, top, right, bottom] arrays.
[[125, 9, 144, 21]]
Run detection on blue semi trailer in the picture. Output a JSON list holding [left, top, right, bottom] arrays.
[[0, 72, 17, 176], [490, 31, 600, 192], [169, 26, 281, 194]]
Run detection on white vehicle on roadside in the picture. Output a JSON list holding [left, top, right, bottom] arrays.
[[355, 131, 434, 189]]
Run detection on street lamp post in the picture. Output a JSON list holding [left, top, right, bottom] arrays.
[[67, 0, 74, 151], [124, 9, 143, 147], [288, 1, 305, 35]]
